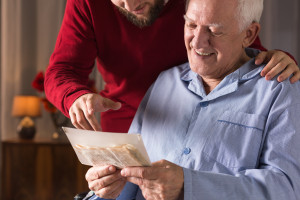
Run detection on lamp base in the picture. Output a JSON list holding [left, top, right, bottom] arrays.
[[17, 116, 36, 139], [18, 126, 36, 139]]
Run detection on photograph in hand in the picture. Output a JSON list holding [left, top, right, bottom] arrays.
[[62, 127, 151, 168], [75, 143, 151, 168]]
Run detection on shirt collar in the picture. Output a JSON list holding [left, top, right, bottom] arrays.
[[180, 48, 265, 99]]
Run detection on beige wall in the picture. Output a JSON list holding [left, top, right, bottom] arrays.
[[260, 0, 300, 62]]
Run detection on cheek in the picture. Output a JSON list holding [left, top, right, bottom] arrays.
[[111, 0, 122, 7], [111, 0, 120, 7], [184, 30, 193, 50]]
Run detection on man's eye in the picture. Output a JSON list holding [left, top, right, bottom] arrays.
[[211, 32, 223, 36], [186, 23, 197, 29], [209, 29, 223, 37]]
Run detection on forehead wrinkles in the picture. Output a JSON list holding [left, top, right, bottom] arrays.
[[186, 0, 238, 29], [184, 15, 223, 29], [186, 1, 219, 24]]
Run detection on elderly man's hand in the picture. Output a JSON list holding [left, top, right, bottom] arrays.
[[121, 160, 184, 200], [69, 93, 121, 131], [255, 50, 300, 83], [86, 165, 127, 199]]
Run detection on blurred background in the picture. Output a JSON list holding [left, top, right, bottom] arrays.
[[0, 0, 299, 199]]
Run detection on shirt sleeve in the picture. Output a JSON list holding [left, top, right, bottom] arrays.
[[183, 103, 300, 200], [45, 0, 97, 117]]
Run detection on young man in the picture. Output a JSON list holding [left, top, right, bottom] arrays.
[[45, 0, 299, 133]]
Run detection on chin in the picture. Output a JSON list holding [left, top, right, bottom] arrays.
[[190, 64, 210, 76]]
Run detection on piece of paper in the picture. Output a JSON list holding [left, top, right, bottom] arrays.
[[62, 127, 151, 168]]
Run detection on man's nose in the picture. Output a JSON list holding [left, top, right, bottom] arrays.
[[191, 27, 210, 49]]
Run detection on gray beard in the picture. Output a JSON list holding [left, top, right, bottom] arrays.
[[117, 0, 165, 28]]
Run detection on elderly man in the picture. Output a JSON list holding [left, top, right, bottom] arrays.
[[85, 0, 300, 199]]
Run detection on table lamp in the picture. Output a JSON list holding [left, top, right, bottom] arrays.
[[12, 96, 41, 139]]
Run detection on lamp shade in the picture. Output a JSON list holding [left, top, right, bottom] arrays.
[[12, 96, 41, 117]]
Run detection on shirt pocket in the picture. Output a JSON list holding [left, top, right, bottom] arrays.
[[202, 110, 266, 171]]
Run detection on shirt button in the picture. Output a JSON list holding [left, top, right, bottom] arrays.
[[200, 102, 209, 107], [183, 147, 191, 155]]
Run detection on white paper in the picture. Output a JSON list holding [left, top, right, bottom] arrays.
[[62, 127, 151, 168]]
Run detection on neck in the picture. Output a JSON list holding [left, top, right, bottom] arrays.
[[201, 52, 251, 94], [202, 79, 222, 94]]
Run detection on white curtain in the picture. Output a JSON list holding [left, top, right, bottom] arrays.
[[260, 0, 300, 61], [1, 0, 67, 139]]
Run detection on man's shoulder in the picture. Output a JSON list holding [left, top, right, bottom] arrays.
[[158, 62, 190, 79], [249, 67, 300, 103], [150, 63, 191, 91]]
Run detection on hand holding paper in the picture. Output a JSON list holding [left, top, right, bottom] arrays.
[[85, 165, 126, 199]]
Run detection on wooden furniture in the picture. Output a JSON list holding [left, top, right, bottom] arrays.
[[1, 137, 90, 200]]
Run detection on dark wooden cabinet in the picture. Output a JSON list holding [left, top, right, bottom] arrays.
[[1, 137, 90, 200]]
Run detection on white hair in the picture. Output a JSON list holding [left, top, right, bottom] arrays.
[[185, 0, 264, 31], [236, 0, 264, 31]]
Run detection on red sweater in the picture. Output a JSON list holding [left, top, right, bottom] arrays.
[[45, 0, 267, 133]]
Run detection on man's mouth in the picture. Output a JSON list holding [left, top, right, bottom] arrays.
[[195, 49, 213, 56], [133, 3, 147, 15]]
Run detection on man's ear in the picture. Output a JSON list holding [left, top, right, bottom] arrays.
[[242, 22, 261, 48]]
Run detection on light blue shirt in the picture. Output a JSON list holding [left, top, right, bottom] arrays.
[[91, 49, 300, 200], [127, 49, 300, 200]]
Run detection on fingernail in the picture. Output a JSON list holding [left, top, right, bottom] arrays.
[[109, 166, 115, 172], [121, 169, 126, 176]]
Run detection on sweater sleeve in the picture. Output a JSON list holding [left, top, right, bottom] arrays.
[[45, 0, 97, 117], [250, 36, 297, 64], [249, 36, 267, 51]]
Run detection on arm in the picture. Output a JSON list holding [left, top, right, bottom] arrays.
[[45, 0, 96, 117], [250, 36, 297, 62], [45, 0, 121, 130]]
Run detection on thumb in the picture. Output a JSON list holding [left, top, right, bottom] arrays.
[[101, 97, 122, 111]]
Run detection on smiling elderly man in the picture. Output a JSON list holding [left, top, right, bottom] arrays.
[[85, 0, 300, 199]]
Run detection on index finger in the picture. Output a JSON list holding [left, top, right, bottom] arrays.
[[255, 51, 268, 66], [86, 165, 117, 182], [84, 100, 102, 131]]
